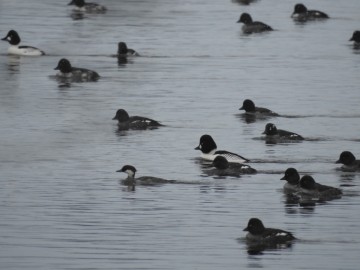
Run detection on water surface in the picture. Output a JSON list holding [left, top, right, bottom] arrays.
[[0, 0, 360, 269]]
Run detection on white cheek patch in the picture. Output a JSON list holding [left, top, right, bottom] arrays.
[[125, 169, 135, 177]]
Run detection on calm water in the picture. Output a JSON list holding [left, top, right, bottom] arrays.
[[1, 0, 360, 269]]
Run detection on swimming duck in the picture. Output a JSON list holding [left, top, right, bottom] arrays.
[[54, 58, 100, 82], [195, 134, 249, 163], [117, 165, 175, 186], [239, 99, 278, 116], [1, 30, 45, 56], [262, 123, 304, 142], [336, 151, 360, 172], [68, 0, 106, 13], [243, 218, 296, 244], [237, 13, 273, 34], [299, 175, 342, 201], [291, 3, 329, 22], [112, 109, 163, 130]]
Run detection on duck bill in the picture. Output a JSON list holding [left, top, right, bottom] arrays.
[[239, 106, 244, 110], [335, 159, 341, 164], [194, 146, 200, 150], [243, 227, 249, 231], [280, 176, 286, 180], [1, 36, 8, 41], [349, 37, 354, 41]]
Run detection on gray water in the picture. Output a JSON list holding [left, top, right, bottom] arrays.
[[1, 0, 360, 269]]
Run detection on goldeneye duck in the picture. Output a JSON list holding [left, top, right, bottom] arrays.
[[280, 168, 300, 193], [237, 13, 273, 34], [117, 42, 139, 57], [349, 31, 360, 48], [336, 151, 360, 172], [68, 0, 106, 13], [232, 0, 258, 5], [54, 58, 100, 82], [299, 175, 342, 201], [239, 99, 278, 116], [262, 123, 304, 141], [1, 30, 45, 56], [195, 134, 249, 163], [117, 165, 175, 186], [291, 4, 329, 22], [210, 156, 256, 176], [243, 218, 296, 245], [112, 109, 163, 130]]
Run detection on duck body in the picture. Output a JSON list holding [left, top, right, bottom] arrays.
[[350, 31, 360, 48], [243, 218, 296, 244], [195, 134, 249, 164], [68, 0, 106, 13], [291, 4, 329, 22], [54, 58, 100, 82], [239, 99, 278, 116], [2, 30, 45, 56], [237, 13, 273, 34], [207, 156, 256, 177], [263, 123, 304, 142], [299, 175, 342, 201], [117, 42, 139, 56], [117, 165, 175, 186], [112, 109, 162, 130], [336, 151, 360, 172]]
